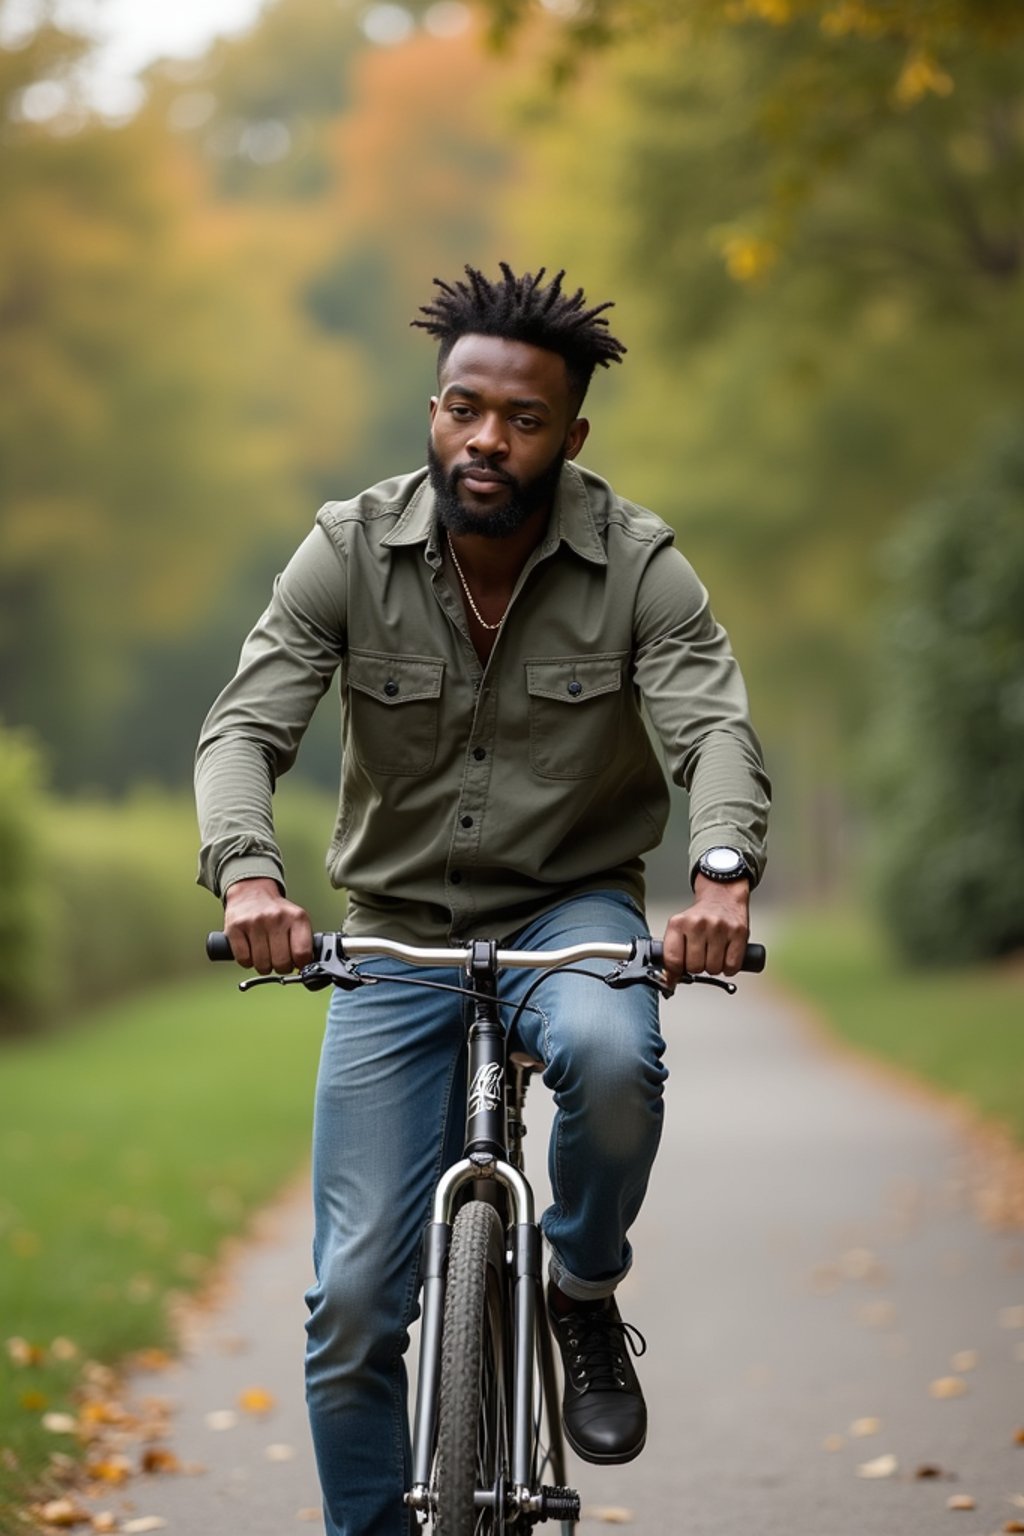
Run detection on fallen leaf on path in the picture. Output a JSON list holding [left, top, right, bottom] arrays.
[[947, 1494, 975, 1510], [122, 1520, 168, 1533], [133, 1348, 172, 1373], [265, 1443, 296, 1462], [42, 1413, 77, 1435], [822, 1434, 845, 1452], [857, 1453, 898, 1479], [140, 1447, 181, 1474], [850, 1417, 882, 1437], [914, 1464, 946, 1478], [930, 1376, 968, 1399], [36, 1499, 89, 1527], [1013, 1427, 1024, 1445], [950, 1350, 978, 1372], [87, 1454, 132, 1485], [80, 1399, 127, 1427], [297, 1511, 322, 1522], [1000, 1306, 1024, 1329], [585, 1510, 634, 1525], [1004, 1523, 1024, 1533], [204, 1409, 238, 1431], [239, 1386, 275, 1415], [7, 1336, 45, 1367], [91, 1514, 117, 1532]]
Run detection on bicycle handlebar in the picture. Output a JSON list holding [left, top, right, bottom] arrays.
[[205, 930, 767, 974]]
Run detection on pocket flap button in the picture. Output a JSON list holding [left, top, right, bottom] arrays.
[[567, 680, 583, 697], [384, 679, 399, 697]]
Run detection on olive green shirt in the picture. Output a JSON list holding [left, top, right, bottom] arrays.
[[195, 463, 770, 943]]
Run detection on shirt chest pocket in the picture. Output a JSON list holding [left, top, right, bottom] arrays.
[[346, 650, 445, 776], [525, 654, 627, 781]]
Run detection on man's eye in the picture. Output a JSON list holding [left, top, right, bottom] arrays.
[[449, 404, 474, 420], [513, 417, 541, 431]]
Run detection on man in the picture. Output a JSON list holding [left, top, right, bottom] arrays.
[[196, 263, 770, 1536]]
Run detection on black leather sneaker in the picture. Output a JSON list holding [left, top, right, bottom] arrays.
[[547, 1290, 648, 1464]]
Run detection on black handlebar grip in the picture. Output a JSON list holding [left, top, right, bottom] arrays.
[[206, 931, 327, 961], [650, 939, 765, 974], [743, 942, 766, 973]]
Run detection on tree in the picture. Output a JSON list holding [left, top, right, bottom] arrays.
[[865, 424, 1024, 962]]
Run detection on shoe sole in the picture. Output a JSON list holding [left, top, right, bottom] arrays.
[[563, 1424, 647, 1466]]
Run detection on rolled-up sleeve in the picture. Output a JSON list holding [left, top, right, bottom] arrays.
[[633, 543, 770, 885], [195, 522, 347, 899]]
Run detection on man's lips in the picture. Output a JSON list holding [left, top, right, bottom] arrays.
[[455, 465, 512, 493]]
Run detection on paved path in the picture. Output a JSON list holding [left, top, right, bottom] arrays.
[[84, 967, 1024, 1535]]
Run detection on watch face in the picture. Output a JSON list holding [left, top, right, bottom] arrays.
[[704, 847, 744, 874]]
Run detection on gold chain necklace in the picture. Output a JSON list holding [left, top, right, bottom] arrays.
[[447, 534, 509, 633]]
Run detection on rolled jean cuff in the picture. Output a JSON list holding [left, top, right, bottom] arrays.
[[546, 1241, 632, 1302]]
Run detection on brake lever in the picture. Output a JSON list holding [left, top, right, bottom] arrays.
[[238, 951, 372, 994]]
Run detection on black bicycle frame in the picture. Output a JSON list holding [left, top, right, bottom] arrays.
[[408, 940, 542, 1518]]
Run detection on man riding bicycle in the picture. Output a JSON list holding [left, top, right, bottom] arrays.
[[195, 263, 770, 1536]]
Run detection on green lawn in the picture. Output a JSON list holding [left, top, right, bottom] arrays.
[[771, 906, 1024, 1145], [0, 974, 326, 1515]]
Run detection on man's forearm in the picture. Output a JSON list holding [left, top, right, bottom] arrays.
[[195, 734, 285, 899]]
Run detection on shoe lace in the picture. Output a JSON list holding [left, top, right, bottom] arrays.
[[562, 1310, 647, 1392]]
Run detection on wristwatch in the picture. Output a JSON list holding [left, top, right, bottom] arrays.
[[695, 846, 751, 884]]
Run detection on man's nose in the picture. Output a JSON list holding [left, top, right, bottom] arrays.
[[467, 413, 509, 458]]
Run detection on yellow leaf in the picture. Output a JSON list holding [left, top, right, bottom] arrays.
[[850, 1417, 881, 1437], [238, 1386, 275, 1415], [20, 1390, 48, 1412], [930, 1376, 968, 1399], [87, 1454, 132, 1484], [947, 1494, 976, 1510]]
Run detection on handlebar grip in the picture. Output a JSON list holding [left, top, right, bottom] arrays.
[[648, 939, 765, 974], [206, 931, 327, 962], [743, 942, 766, 973]]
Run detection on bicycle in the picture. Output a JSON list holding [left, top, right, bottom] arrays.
[[207, 926, 766, 1532]]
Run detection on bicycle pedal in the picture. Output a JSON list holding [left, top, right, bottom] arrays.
[[538, 1485, 581, 1522]]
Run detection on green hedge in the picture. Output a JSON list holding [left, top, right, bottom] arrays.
[[0, 724, 341, 1034]]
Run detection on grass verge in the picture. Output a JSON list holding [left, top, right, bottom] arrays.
[[771, 905, 1024, 1147], [0, 973, 325, 1518]]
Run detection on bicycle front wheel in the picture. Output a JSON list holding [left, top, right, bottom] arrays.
[[434, 1200, 510, 1535]]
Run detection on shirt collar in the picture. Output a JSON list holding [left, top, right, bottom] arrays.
[[381, 462, 607, 567]]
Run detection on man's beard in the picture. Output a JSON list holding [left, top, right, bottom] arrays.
[[427, 440, 565, 539]]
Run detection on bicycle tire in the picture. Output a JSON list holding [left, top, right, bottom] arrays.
[[434, 1201, 510, 1535]]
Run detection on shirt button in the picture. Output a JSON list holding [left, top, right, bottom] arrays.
[[567, 680, 583, 697], [384, 679, 399, 697], [461, 815, 473, 828], [472, 746, 486, 761], [450, 870, 463, 885]]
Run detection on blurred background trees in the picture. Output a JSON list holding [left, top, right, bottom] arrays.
[[1, 0, 1021, 1025]]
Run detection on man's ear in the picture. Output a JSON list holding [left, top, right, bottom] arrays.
[[565, 417, 590, 460], [429, 395, 439, 422]]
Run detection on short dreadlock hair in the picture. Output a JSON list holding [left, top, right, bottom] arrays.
[[412, 263, 626, 409]]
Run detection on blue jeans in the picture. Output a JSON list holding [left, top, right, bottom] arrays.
[[304, 891, 667, 1536]]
